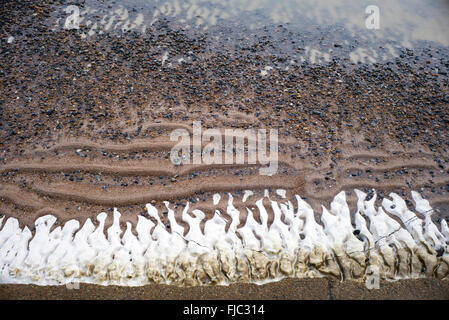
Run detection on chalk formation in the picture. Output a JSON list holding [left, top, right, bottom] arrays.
[[0, 189, 448, 286]]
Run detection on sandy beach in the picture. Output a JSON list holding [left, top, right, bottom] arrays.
[[2, 278, 449, 300], [0, 0, 448, 299]]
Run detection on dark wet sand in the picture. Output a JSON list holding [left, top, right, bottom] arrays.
[[1, 279, 448, 300]]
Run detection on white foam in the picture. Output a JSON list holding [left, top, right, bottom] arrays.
[[213, 194, 221, 205], [276, 189, 286, 198], [0, 189, 447, 286], [260, 66, 273, 76], [242, 190, 253, 202], [161, 51, 169, 66]]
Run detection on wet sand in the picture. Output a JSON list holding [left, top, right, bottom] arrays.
[[1, 278, 449, 300], [1, 0, 448, 298], [1, 0, 448, 226]]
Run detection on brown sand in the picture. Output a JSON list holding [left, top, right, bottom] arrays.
[[1, 279, 448, 300]]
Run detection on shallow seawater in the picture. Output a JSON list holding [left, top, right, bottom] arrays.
[[50, 0, 449, 64]]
